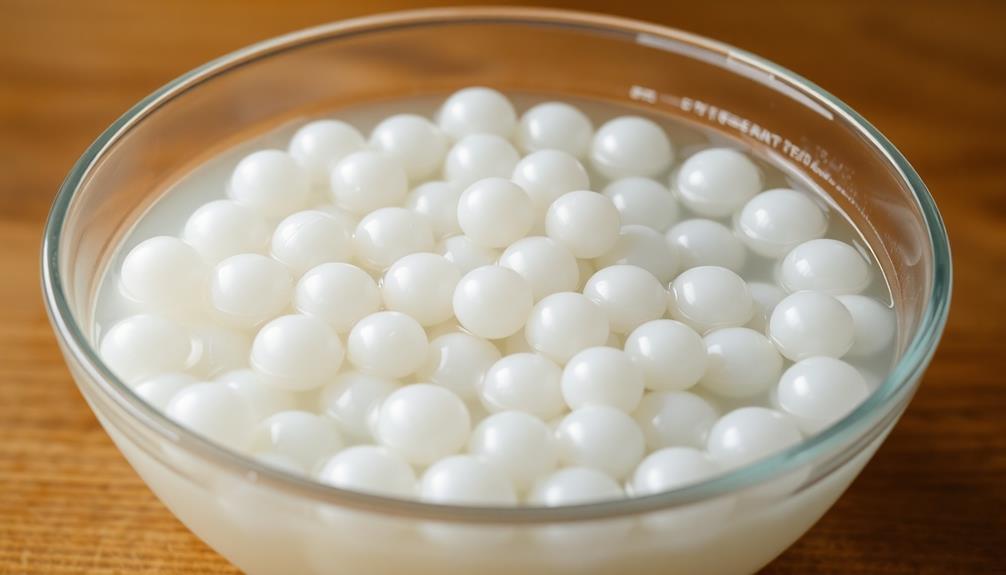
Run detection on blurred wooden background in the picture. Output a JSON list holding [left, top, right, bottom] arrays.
[[1, 0, 1004, 573]]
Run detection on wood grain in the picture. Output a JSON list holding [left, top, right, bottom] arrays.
[[1, 0, 1004, 573]]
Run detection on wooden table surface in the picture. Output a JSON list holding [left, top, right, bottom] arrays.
[[2, 0, 1004, 573]]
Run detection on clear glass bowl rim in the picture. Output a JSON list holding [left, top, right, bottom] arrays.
[[40, 6, 952, 524]]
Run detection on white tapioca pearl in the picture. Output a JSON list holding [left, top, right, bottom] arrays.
[[330, 150, 409, 216], [554, 405, 645, 480], [294, 262, 380, 333], [370, 114, 449, 182], [700, 327, 783, 399], [666, 219, 747, 273], [517, 102, 593, 158], [560, 347, 645, 413], [353, 207, 434, 271], [631, 447, 723, 494], [525, 292, 610, 364], [317, 445, 417, 498], [417, 331, 501, 401], [347, 311, 429, 379], [769, 291, 855, 361], [545, 190, 621, 259], [779, 238, 871, 295], [250, 314, 344, 391], [736, 188, 827, 258], [270, 210, 353, 277], [437, 87, 517, 139], [217, 369, 299, 421], [468, 411, 557, 491], [591, 116, 674, 179], [452, 266, 533, 340], [381, 253, 461, 327], [100, 314, 192, 384], [165, 382, 256, 449], [317, 371, 400, 442], [499, 236, 579, 301], [594, 224, 678, 285], [706, 407, 802, 469], [480, 353, 565, 420], [512, 150, 590, 225], [375, 383, 471, 466], [632, 391, 719, 450], [250, 411, 345, 471], [443, 133, 520, 188], [437, 235, 500, 274], [583, 264, 667, 334], [674, 147, 761, 217], [421, 454, 517, 506], [837, 295, 896, 357], [209, 253, 292, 329], [119, 236, 207, 314], [668, 266, 754, 333], [456, 177, 534, 248], [624, 319, 707, 391], [229, 149, 311, 218], [133, 373, 198, 411], [602, 177, 679, 232], [528, 467, 624, 506], [288, 120, 365, 186], [182, 200, 271, 264], [406, 181, 463, 239], [776, 356, 870, 434]]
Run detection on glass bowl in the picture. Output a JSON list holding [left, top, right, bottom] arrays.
[[41, 7, 951, 575]]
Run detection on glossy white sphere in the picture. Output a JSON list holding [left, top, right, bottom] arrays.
[[318, 371, 399, 441], [443, 133, 520, 188], [188, 324, 251, 378], [545, 190, 621, 259], [769, 291, 855, 361], [133, 373, 197, 410], [437, 87, 517, 139], [288, 120, 365, 186], [251, 314, 344, 391], [624, 319, 707, 391], [554, 405, 645, 479], [700, 327, 783, 398], [746, 282, 788, 332], [251, 411, 344, 471], [633, 391, 719, 450], [779, 238, 871, 294], [468, 411, 557, 491], [418, 331, 501, 401], [317, 445, 417, 498], [528, 467, 624, 506], [420, 454, 517, 506], [353, 207, 435, 270], [209, 253, 292, 328], [456, 178, 534, 248], [330, 150, 409, 215], [375, 383, 471, 466], [583, 265, 667, 334], [499, 237, 578, 302], [666, 219, 747, 273], [370, 114, 449, 182], [271, 210, 353, 276], [182, 200, 270, 264], [217, 369, 298, 421], [166, 382, 256, 449], [591, 116, 674, 179], [561, 347, 645, 412], [777, 357, 870, 434], [706, 407, 802, 469], [452, 266, 533, 339], [631, 447, 723, 494], [100, 315, 192, 383], [602, 177, 679, 232], [437, 235, 500, 274], [736, 188, 827, 257], [294, 263, 381, 333], [517, 102, 593, 158], [838, 295, 896, 356], [669, 266, 754, 333], [595, 224, 679, 285], [382, 253, 461, 326], [347, 311, 428, 379], [229, 149, 310, 218], [120, 236, 207, 314], [511, 150, 590, 224], [481, 353, 565, 420], [525, 292, 610, 364], [406, 181, 462, 238], [675, 148, 761, 217]]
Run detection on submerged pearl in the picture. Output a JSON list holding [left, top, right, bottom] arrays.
[[666, 219, 747, 273], [375, 383, 471, 466], [675, 148, 761, 217], [295, 263, 381, 333], [516, 101, 594, 158], [317, 445, 417, 497], [417, 331, 501, 401], [317, 371, 400, 441], [837, 295, 896, 356], [736, 189, 827, 258], [512, 149, 590, 224], [595, 224, 679, 285], [554, 405, 645, 480], [354, 207, 435, 270], [182, 200, 270, 264], [251, 314, 344, 391], [420, 454, 517, 506], [288, 120, 365, 186], [120, 236, 206, 313], [437, 235, 500, 274], [468, 411, 558, 491], [561, 347, 645, 412], [769, 291, 855, 361], [525, 292, 610, 364], [776, 357, 870, 434], [381, 253, 461, 327], [528, 467, 624, 506], [499, 236, 579, 301], [700, 327, 783, 399], [330, 150, 409, 216], [602, 177, 679, 232], [457, 178, 534, 248], [250, 411, 344, 471], [624, 319, 707, 391], [669, 266, 754, 333], [370, 114, 449, 182], [444, 134, 520, 188], [591, 116, 674, 179], [453, 266, 534, 339], [271, 210, 353, 276], [229, 150, 310, 218], [437, 87, 517, 139], [632, 391, 719, 450], [481, 353, 565, 420], [583, 265, 667, 334], [166, 382, 256, 449], [545, 190, 621, 259], [779, 238, 871, 295], [706, 407, 802, 469], [347, 311, 428, 379], [134, 373, 197, 410], [100, 315, 192, 384], [209, 253, 292, 329]]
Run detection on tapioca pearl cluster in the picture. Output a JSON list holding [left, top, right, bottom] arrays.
[[100, 86, 896, 508]]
